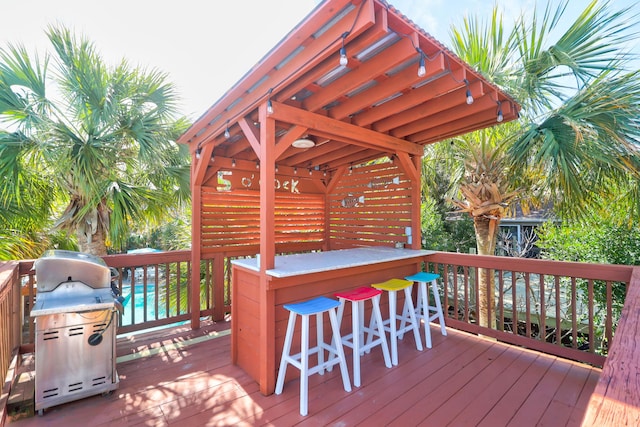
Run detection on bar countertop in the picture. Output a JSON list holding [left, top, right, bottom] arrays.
[[231, 247, 433, 278]]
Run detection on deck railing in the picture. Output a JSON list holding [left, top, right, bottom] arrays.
[[425, 251, 634, 367], [16, 251, 228, 339], [0, 262, 20, 426]]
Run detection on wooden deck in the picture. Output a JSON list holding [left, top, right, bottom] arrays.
[[7, 320, 600, 426]]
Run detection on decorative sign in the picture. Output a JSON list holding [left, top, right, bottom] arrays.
[[216, 170, 316, 194], [340, 194, 365, 208], [367, 176, 400, 189]]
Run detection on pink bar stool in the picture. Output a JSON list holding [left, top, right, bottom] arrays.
[[370, 278, 423, 366], [275, 296, 351, 416], [332, 286, 392, 387], [405, 272, 447, 348]]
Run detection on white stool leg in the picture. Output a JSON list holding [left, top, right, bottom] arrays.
[[419, 281, 433, 348], [328, 308, 352, 393], [404, 286, 423, 351], [316, 312, 325, 375], [275, 311, 297, 395], [300, 314, 310, 416], [327, 298, 346, 373], [352, 299, 361, 387], [388, 290, 398, 366], [431, 280, 447, 336], [358, 300, 366, 356], [372, 294, 392, 368]]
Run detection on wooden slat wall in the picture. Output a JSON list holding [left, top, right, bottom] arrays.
[[201, 187, 325, 253], [329, 162, 411, 249]]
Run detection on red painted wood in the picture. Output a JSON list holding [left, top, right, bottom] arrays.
[[6, 317, 601, 426], [581, 266, 640, 426]]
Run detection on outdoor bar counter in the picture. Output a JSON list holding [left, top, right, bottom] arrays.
[[231, 247, 434, 395]]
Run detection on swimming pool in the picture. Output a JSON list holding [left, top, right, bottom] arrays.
[[119, 285, 166, 326]]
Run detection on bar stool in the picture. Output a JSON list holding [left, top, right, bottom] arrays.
[[405, 272, 447, 348], [275, 296, 352, 416], [370, 278, 423, 366], [331, 287, 392, 387]]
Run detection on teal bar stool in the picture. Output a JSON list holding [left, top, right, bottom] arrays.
[[405, 272, 447, 348], [275, 296, 352, 416], [370, 278, 423, 366]]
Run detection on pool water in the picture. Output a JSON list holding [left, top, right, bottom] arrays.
[[120, 285, 167, 326]]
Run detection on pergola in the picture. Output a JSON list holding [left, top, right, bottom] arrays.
[[178, 0, 519, 335]]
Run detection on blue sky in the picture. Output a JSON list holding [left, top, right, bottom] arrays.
[[1, 0, 637, 120]]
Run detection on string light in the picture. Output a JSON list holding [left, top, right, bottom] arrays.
[[232, 158, 236, 167], [308, 168, 312, 175], [224, 120, 230, 139], [496, 101, 504, 122], [195, 147, 202, 159], [416, 48, 426, 77], [339, 32, 349, 66], [266, 88, 274, 114], [256, 162, 260, 169], [349, 163, 353, 174], [294, 167, 298, 174], [464, 79, 474, 105]]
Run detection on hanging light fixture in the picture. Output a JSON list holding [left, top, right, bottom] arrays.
[[224, 120, 230, 139], [496, 101, 504, 122], [416, 48, 426, 77], [339, 32, 349, 66], [266, 88, 274, 114], [464, 79, 474, 105], [195, 147, 202, 159], [292, 136, 315, 148]]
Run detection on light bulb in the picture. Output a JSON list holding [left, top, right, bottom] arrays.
[[195, 147, 201, 159], [466, 89, 474, 105], [417, 56, 426, 77], [339, 47, 348, 66], [497, 110, 504, 122], [267, 99, 273, 114], [224, 128, 230, 139]]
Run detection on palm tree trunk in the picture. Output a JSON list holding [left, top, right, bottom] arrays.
[[473, 216, 499, 328], [77, 225, 108, 256]]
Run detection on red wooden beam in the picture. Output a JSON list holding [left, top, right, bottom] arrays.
[[269, 100, 423, 156]]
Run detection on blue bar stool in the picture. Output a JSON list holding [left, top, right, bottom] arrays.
[[370, 278, 423, 366], [332, 286, 392, 387], [405, 272, 447, 348], [275, 296, 352, 416]]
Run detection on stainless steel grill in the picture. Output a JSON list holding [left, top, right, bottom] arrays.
[[30, 250, 120, 415]]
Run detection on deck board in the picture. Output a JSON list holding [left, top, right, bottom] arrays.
[[7, 320, 600, 427]]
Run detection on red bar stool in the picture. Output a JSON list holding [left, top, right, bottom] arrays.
[[275, 296, 352, 416], [405, 272, 447, 348], [332, 286, 392, 387], [370, 278, 423, 366]]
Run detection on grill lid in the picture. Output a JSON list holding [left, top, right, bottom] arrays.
[[34, 250, 110, 292]]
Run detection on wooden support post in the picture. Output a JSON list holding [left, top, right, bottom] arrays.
[[259, 102, 277, 394]]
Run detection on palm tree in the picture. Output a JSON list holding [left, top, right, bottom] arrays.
[[0, 25, 191, 256], [429, 0, 640, 328]]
